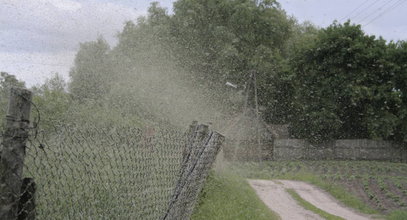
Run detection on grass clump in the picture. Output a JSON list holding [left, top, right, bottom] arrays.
[[192, 171, 280, 220], [286, 188, 344, 220]]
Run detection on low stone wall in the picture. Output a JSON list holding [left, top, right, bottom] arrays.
[[273, 139, 407, 162]]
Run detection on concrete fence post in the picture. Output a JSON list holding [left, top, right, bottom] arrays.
[[0, 87, 32, 220]]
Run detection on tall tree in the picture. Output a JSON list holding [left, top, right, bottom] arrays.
[[389, 41, 407, 143], [290, 22, 403, 142], [170, 0, 293, 82], [69, 37, 113, 102], [169, 0, 295, 122]]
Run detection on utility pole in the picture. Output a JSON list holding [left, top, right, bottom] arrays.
[[242, 71, 262, 160], [252, 71, 262, 160]]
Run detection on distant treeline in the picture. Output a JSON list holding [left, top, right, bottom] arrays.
[[1, 0, 406, 144]]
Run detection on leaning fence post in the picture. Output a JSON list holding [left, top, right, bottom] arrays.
[[163, 121, 224, 220], [0, 87, 32, 220]]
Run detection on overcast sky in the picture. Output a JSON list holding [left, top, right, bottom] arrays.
[[1, 0, 406, 87]]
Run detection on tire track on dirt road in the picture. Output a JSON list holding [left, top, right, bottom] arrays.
[[248, 179, 374, 220]]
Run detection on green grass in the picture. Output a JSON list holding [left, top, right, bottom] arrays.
[[387, 210, 407, 220], [286, 188, 344, 220], [192, 171, 280, 220]]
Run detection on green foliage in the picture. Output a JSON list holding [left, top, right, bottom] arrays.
[[285, 21, 319, 57], [387, 210, 407, 220], [69, 37, 114, 102], [171, 0, 291, 78], [192, 171, 279, 220], [63, 101, 144, 129], [388, 41, 407, 143], [66, 0, 300, 126], [32, 72, 142, 133], [170, 0, 295, 122], [32, 73, 71, 131], [66, 1, 407, 143], [290, 22, 406, 143]]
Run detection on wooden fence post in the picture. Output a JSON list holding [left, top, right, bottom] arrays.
[[163, 121, 224, 220], [0, 87, 32, 220]]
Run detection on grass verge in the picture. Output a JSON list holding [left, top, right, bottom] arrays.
[[286, 188, 344, 220], [191, 171, 280, 220], [387, 210, 407, 220]]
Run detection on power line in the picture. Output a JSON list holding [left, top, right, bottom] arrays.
[[340, 0, 370, 22], [357, 0, 398, 23], [364, 0, 407, 26], [350, 0, 382, 21]]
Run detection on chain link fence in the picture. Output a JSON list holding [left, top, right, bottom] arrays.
[[25, 123, 187, 219], [0, 88, 224, 220]]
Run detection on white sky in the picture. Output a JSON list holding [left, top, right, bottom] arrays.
[[0, 0, 406, 87]]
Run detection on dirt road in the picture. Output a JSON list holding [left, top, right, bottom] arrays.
[[248, 179, 372, 220]]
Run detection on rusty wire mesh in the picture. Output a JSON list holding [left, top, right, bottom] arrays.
[[22, 123, 189, 219]]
